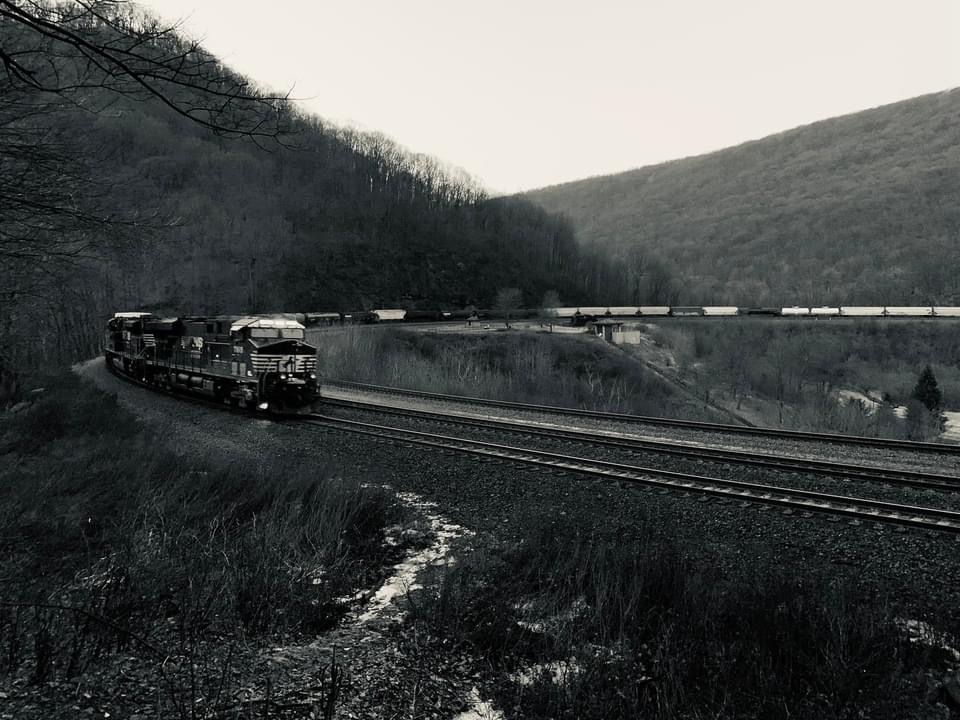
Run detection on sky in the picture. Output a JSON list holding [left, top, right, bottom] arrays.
[[142, 0, 960, 194]]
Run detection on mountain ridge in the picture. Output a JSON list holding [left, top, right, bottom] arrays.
[[522, 87, 960, 305]]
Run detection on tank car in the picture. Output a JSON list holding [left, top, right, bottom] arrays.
[[105, 312, 319, 411]]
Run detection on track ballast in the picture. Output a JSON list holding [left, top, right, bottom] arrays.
[[324, 379, 960, 455]]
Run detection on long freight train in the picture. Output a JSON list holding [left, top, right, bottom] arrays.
[[304, 305, 960, 327], [105, 312, 319, 411]]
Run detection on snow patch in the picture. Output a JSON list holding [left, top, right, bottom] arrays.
[[942, 411, 960, 442], [515, 658, 583, 687], [516, 596, 588, 634], [837, 390, 881, 414], [454, 686, 505, 720], [896, 618, 960, 660], [355, 491, 471, 624]]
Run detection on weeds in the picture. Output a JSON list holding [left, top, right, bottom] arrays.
[[647, 318, 960, 438], [409, 513, 923, 719], [0, 371, 409, 715], [317, 327, 686, 417]]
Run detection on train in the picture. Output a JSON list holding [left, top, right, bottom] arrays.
[[550, 305, 960, 321], [105, 312, 319, 411], [301, 305, 960, 327]]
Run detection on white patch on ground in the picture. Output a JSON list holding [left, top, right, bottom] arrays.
[[896, 618, 960, 660], [515, 658, 583, 687], [942, 411, 960, 442], [453, 686, 505, 720], [516, 596, 588, 634], [837, 389, 881, 414], [355, 491, 471, 624]]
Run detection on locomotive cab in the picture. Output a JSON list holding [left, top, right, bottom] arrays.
[[105, 312, 319, 412], [229, 317, 319, 409]]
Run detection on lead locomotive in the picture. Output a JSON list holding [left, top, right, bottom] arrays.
[[105, 312, 319, 411]]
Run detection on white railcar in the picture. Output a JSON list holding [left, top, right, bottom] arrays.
[[933, 307, 960, 317], [577, 307, 607, 315], [884, 306, 933, 317], [638, 306, 671, 316], [839, 307, 885, 316], [372, 309, 406, 321], [810, 307, 840, 316], [606, 306, 640, 316], [781, 307, 810, 316], [702, 306, 738, 316]]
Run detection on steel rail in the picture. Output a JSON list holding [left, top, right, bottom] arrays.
[[103, 361, 960, 534], [324, 379, 960, 455], [319, 397, 960, 492], [301, 413, 960, 534]]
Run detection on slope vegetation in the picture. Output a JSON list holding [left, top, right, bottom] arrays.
[[1, 8, 613, 366], [524, 89, 960, 305]]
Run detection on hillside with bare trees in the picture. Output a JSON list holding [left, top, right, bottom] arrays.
[[524, 89, 960, 306]]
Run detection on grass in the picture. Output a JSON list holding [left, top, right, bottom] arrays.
[[641, 319, 958, 439], [407, 510, 937, 720], [317, 327, 693, 417], [0, 371, 413, 716]]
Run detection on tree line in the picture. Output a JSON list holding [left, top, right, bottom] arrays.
[[0, 0, 675, 379]]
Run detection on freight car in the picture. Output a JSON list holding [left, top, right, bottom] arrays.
[[105, 312, 319, 411]]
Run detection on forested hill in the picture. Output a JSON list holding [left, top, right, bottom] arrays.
[[75, 100, 594, 314], [523, 89, 960, 305], [2, 5, 634, 367]]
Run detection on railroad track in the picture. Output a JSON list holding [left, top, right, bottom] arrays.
[[301, 413, 960, 535], [324, 379, 960, 455], [102, 362, 960, 534], [320, 397, 960, 493]]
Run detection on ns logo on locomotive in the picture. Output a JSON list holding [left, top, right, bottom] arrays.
[[105, 312, 319, 411]]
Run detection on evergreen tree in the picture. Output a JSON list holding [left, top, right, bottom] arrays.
[[912, 365, 943, 413]]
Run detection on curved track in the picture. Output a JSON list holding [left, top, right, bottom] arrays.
[[103, 362, 960, 535], [320, 397, 960, 493], [324, 379, 960, 455], [303, 413, 960, 534]]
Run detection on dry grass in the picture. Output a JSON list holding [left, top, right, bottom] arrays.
[[0, 372, 410, 716], [318, 327, 688, 417], [408, 511, 933, 719]]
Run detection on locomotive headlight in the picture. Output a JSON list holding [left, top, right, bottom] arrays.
[[246, 370, 253, 377], [257, 401, 269, 411], [280, 373, 287, 380], [309, 373, 317, 380]]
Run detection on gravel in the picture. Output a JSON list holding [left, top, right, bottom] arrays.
[[319, 403, 960, 514], [322, 384, 960, 475]]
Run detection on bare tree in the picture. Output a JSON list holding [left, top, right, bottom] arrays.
[[539, 289, 560, 330], [0, 1, 289, 137], [494, 287, 523, 328], [0, 1, 294, 369]]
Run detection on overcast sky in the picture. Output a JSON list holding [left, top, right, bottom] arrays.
[[142, 0, 960, 194]]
